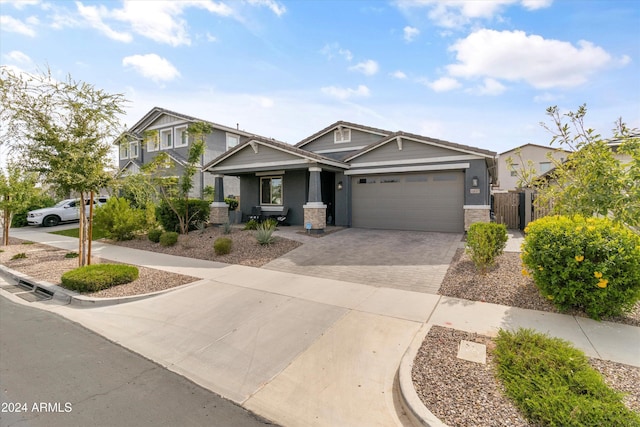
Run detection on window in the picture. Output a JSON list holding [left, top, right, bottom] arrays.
[[119, 144, 129, 159], [130, 141, 139, 158], [509, 164, 519, 177], [539, 162, 552, 173], [160, 129, 173, 149], [175, 126, 188, 148], [334, 128, 351, 143], [260, 176, 283, 205], [146, 132, 159, 152], [226, 133, 240, 150], [380, 176, 401, 183], [357, 178, 377, 184]]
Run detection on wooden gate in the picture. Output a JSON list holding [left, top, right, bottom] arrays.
[[493, 192, 520, 229]]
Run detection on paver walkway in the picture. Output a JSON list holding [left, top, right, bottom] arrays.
[[266, 228, 463, 293]]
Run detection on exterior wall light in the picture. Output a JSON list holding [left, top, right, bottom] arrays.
[[472, 176, 479, 187], [337, 181, 343, 190]]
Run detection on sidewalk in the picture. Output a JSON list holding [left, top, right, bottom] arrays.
[[2, 226, 638, 427]]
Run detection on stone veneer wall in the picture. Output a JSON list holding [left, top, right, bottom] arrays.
[[464, 205, 491, 230], [303, 204, 326, 232], [209, 202, 229, 225]]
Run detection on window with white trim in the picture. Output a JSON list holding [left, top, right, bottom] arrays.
[[334, 128, 351, 143], [539, 161, 552, 173], [146, 132, 159, 152], [260, 176, 283, 205], [130, 141, 139, 158], [226, 133, 240, 150], [175, 126, 188, 148], [510, 164, 519, 177], [119, 144, 129, 159], [160, 129, 173, 149]]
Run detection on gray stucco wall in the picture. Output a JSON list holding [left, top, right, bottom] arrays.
[[464, 159, 491, 206], [302, 128, 384, 153]]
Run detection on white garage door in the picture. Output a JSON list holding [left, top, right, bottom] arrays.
[[351, 171, 464, 232]]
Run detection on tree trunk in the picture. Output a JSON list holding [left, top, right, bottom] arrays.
[[2, 206, 10, 246], [87, 191, 94, 265], [78, 192, 87, 267]]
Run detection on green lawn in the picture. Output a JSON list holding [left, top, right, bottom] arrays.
[[49, 227, 110, 241]]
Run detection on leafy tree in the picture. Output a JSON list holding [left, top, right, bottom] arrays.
[[537, 105, 639, 228], [0, 66, 126, 265], [505, 148, 544, 189], [0, 162, 39, 245], [142, 121, 212, 234]]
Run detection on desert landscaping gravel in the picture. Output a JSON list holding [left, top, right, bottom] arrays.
[[2, 230, 638, 426]]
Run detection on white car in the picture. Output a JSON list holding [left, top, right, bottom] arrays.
[[27, 196, 109, 227]]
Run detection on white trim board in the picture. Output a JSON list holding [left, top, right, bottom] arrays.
[[349, 155, 481, 168], [345, 163, 470, 175]]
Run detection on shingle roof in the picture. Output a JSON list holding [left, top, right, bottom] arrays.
[[294, 120, 392, 148]]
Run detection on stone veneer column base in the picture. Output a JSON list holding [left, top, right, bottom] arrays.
[[209, 202, 229, 225], [303, 203, 327, 234], [464, 205, 491, 230]]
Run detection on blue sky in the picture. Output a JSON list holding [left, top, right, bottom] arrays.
[[1, 0, 639, 157]]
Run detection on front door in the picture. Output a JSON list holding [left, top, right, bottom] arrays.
[[321, 171, 335, 225]]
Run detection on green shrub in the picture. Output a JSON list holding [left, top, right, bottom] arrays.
[[93, 197, 143, 241], [21, 241, 34, 245], [65, 252, 79, 259], [148, 228, 163, 243], [11, 194, 56, 227], [156, 199, 210, 233], [61, 264, 139, 292], [222, 222, 232, 234], [244, 219, 259, 230], [159, 231, 179, 247], [465, 222, 508, 274], [494, 328, 640, 426], [256, 222, 276, 245], [213, 237, 232, 255], [224, 197, 239, 211], [11, 252, 27, 260], [262, 217, 278, 230], [522, 215, 640, 319]]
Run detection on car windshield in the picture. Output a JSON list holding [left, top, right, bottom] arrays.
[[53, 200, 72, 207]]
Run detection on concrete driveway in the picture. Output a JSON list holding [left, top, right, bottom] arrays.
[[266, 228, 464, 293]]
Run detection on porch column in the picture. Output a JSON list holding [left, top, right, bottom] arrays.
[[209, 174, 228, 225], [303, 167, 326, 234]]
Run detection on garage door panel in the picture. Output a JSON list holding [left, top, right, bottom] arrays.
[[352, 172, 463, 232]]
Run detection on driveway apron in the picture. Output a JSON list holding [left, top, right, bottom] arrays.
[[265, 228, 463, 294]]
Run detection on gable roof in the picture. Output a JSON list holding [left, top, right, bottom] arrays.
[[344, 130, 497, 162], [116, 106, 257, 144], [294, 120, 391, 149], [499, 143, 572, 156], [203, 136, 349, 172]]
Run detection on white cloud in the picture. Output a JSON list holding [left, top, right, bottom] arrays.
[[521, 0, 553, 10], [122, 54, 181, 83], [348, 59, 379, 76], [391, 70, 407, 79], [474, 78, 506, 95], [447, 29, 612, 89], [425, 77, 461, 92], [396, 0, 552, 29], [3, 50, 32, 65], [246, 0, 287, 16], [0, 15, 37, 36], [321, 43, 353, 61], [403, 26, 419, 42], [533, 92, 563, 103], [0, 0, 41, 10], [76, 2, 132, 42], [206, 32, 218, 42], [321, 85, 370, 100]]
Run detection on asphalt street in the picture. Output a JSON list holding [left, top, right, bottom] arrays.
[[0, 296, 277, 427]]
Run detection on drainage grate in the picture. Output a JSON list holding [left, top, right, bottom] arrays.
[[17, 279, 35, 291]]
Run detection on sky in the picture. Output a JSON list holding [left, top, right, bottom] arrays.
[[1, 0, 639, 160]]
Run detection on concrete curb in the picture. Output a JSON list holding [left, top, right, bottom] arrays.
[[0, 265, 204, 308], [397, 322, 449, 427]]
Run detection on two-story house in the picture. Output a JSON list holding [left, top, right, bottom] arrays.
[[494, 143, 571, 192], [115, 107, 260, 198]]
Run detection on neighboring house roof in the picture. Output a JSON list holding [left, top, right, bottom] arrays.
[[499, 143, 572, 156], [294, 120, 391, 149], [203, 135, 349, 172], [115, 106, 257, 144]]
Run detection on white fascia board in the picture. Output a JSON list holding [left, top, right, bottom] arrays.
[[313, 146, 367, 154], [145, 119, 193, 131], [257, 141, 347, 169], [211, 159, 310, 172], [350, 155, 481, 168], [345, 162, 470, 175]]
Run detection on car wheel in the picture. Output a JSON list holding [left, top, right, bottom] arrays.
[[43, 216, 60, 227]]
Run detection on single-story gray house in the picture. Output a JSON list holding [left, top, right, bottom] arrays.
[[203, 121, 497, 233]]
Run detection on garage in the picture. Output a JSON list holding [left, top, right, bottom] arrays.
[[351, 171, 464, 232]]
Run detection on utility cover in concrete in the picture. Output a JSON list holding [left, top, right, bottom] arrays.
[[457, 340, 486, 364]]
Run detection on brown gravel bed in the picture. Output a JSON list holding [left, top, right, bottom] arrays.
[[439, 249, 640, 327], [111, 226, 302, 267], [413, 326, 640, 427], [410, 250, 640, 426], [0, 226, 301, 298]]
